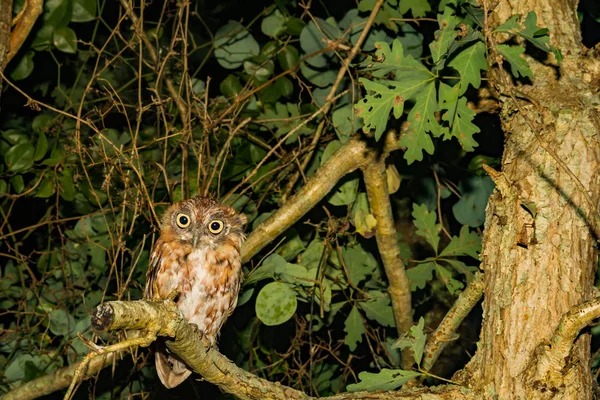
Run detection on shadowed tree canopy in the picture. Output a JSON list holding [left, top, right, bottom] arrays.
[[1, 0, 600, 399]]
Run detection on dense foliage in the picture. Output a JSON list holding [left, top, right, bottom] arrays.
[[0, 0, 598, 398]]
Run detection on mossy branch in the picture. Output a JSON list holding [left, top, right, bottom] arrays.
[[422, 273, 484, 372], [362, 148, 414, 369], [59, 300, 474, 400], [530, 297, 600, 386]]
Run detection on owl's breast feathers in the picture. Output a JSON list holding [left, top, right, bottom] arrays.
[[146, 234, 243, 343]]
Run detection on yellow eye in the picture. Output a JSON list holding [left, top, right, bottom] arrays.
[[208, 220, 224, 234], [176, 213, 191, 228]]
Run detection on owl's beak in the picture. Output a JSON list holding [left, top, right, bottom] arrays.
[[192, 234, 200, 248]]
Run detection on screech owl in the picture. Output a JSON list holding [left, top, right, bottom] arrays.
[[144, 196, 246, 388]]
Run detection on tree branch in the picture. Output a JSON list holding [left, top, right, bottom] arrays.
[[362, 143, 414, 369], [86, 300, 472, 400], [530, 297, 600, 386], [242, 133, 401, 262], [422, 273, 484, 372], [6, 0, 43, 64]]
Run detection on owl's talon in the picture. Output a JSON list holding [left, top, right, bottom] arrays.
[[167, 288, 180, 301]]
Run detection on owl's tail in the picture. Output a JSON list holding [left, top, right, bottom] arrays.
[[155, 347, 192, 388]]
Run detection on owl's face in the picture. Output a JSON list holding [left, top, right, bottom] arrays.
[[160, 196, 246, 250]]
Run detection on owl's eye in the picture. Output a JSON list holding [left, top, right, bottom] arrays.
[[175, 213, 191, 228], [208, 220, 224, 234]]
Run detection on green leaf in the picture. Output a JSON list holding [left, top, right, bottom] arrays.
[[5, 142, 35, 172], [494, 12, 561, 61], [245, 253, 281, 285], [429, 7, 459, 68], [448, 41, 487, 95], [49, 308, 76, 336], [35, 176, 55, 198], [438, 82, 480, 151], [2, 129, 29, 145], [435, 263, 464, 294], [300, 61, 337, 87], [10, 51, 35, 81], [34, 132, 49, 161], [255, 282, 297, 326], [237, 288, 255, 307], [298, 239, 325, 269], [328, 175, 359, 206], [42, 145, 65, 166], [220, 74, 244, 98], [359, 39, 432, 81], [361, 291, 395, 327], [399, 0, 431, 18], [452, 175, 495, 227], [344, 305, 366, 351], [299, 18, 341, 68], [59, 168, 76, 201], [72, 0, 96, 22], [10, 175, 24, 193], [400, 81, 439, 163], [277, 45, 299, 71], [0, 180, 7, 194], [392, 317, 427, 366], [332, 105, 362, 141], [214, 21, 260, 69], [244, 59, 274, 82], [440, 225, 481, 258], [347, 368, 422, 392], [357, 78, 428, 141], [53, 27, 78, 54], [496, 44, 533, 79], [261, 9, 286, 38], [342, 244, 378, 284], [411, 203, 441, 253], [406, 261, 435, 291]]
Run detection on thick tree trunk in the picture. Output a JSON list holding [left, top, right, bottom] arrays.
[[462, 0, 600, 398]]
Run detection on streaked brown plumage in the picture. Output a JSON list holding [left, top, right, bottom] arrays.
[[145, 196, 246, 388]]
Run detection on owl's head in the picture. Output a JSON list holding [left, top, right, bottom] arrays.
[[160, 196, 247, 249]]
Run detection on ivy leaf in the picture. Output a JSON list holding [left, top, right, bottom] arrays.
[[496, 44, 533, 78], [344, 305, 366, 351], [429, 7, 460, 69], [447, 41, 487, 95], [392, 317, 427, 366], [72, 0, 97, 22], [347, 368, 422, 392], [406, 261, 435, 291], [361, 291, 395, 327], [440, 225, 481, 258], [411, 203, 441, 253], [439, 83, 480, 152], [400, 81, 440, 164]]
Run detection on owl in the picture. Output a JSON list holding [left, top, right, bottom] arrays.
[[144, 196, 246, 388]]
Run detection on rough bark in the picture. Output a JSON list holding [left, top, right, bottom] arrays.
[[460, 0, 600, 398]]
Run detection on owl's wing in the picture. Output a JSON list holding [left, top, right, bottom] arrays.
[[155, 341, 192, 388], [144, 239, 164, 299]]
